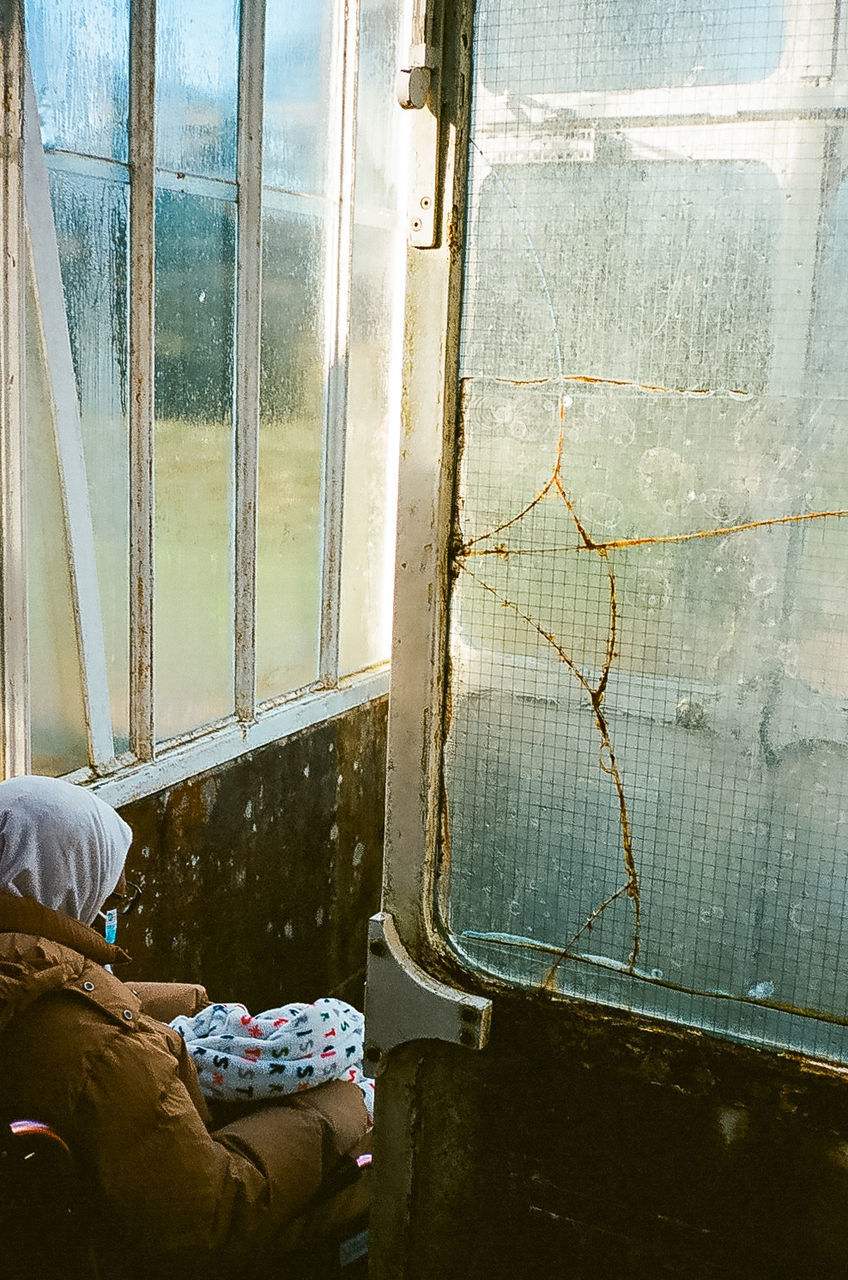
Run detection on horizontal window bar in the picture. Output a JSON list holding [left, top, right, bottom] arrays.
[[43, 151, 129, 182], [85, 666, 389, 807], [154, 168, 237, 200]]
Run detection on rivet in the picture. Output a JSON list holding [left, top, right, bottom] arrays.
[[122, 1009, 133, 1021], [461, 1007, 478, 1024], [369, 939, 388, 959], [459, 1030, 475, 1047], [82, 981, 95, 992]]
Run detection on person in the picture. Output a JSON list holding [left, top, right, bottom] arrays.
[[0, 775, 370, 1279]]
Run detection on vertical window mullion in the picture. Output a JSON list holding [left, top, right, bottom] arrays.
[[129, 0, 156, 760], [319, 0, 359, 687], [0, 0, 29, 778], [234, 0, 266, 723], [22, 62, 116, 770]]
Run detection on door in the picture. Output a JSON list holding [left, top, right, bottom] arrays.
[[369, 2, 848, 1275]]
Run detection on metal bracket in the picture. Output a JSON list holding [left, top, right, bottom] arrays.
[[396, 0, 443, 247], [363, 912, 492, 1076]]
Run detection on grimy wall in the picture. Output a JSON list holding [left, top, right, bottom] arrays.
[[114, 698, 387, 1013], [376, 988, 848, 1279]]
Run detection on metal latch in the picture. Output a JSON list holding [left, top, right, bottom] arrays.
[[396, 43, 437, 111], [363, 912, 492, 1075], [396, 0, 442, 248]]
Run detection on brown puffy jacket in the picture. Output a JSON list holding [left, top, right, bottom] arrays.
[[0, 891, 369, 1277]]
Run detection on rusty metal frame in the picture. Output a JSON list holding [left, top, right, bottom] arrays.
[[0, 0, 29, 778], [234, 0, 266, 723], [128, 0, 156, 761], [368, 10, 479, 1272], [319, 0, 360, 689], [378, 0, 471, 965]]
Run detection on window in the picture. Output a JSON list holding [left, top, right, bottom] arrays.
[[1, 0, 405, 799], [431, 0, 848, 1061]]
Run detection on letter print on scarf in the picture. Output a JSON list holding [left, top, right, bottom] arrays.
[[171, 998, 375, 1123]]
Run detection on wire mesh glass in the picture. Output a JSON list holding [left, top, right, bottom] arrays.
[[443, 0, 848, 1061]]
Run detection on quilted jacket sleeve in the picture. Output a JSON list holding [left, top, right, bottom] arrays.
[[128, 979, 210, 1022], [5, 984, 369, 1276]]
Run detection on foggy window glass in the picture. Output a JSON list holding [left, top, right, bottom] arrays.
[[263, 1, 336, 198], [338, 0, 406, 675], [20, 0, 403, 777], [475, 0, 785, 95], [256, 201, 326, 699], [25, 274, 89, 776], [155, 0, 239, 181], [25, 0, 129, 161], [48, 165, 130, 754], [445, 0, 848, 1061], [154, 189, 236, 740]]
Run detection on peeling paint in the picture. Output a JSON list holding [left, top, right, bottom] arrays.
[[717, 1105, 748, 1145]]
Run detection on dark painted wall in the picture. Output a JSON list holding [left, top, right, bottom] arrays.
[[115, 698, 387, 1013], [375, 987, 848, 1280]]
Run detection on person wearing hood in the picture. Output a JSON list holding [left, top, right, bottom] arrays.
[[0, 775, 370, 1279]]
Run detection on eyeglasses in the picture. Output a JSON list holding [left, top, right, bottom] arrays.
[[117, 879, 142, 916], [103, 879, 143, 917]]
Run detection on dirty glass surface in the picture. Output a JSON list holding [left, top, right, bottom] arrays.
[[263, 0, 336, 198], [444, 0, 848, 1060], [339, 0, 405, 675], [154, 189, 236, 740], [25, 275, 89, 776], [24, 0, 129, 161], [47, 164, 131, 753], [26, 3, 132, 755], [256, 199, 326, 700], [155, 0, 239, 181]]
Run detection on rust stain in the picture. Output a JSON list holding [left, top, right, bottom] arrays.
[[493, 373, 751, 397], [465, 507, 848, 559], [459, 402, 642, 975], [452, 383, 848, 988]]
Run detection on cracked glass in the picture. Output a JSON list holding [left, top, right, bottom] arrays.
[[444, 0, 848, 1060]]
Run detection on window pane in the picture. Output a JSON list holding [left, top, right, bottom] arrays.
[[339, 222, 401, 674], [353, 0, 404, 214], [155, 0, 239, 181], [444, 1, 848, 1060], [25, 276, 89, 776], [263, 1, 336, 197], [475, 0, 785, 95], [256, 201, 326, 700], [49, 163, 130, 752], [338, 0, 404, 674], [25, 0, 129, 161], [154, 189, 236, 740]]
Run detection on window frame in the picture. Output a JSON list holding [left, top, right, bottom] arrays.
[[0, 0, 396, 805]]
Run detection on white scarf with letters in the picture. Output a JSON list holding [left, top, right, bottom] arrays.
[[171, 997, 375, 1122]]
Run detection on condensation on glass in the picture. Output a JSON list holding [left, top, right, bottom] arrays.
[[338, 0, 406, 676], [25, 272, 89, 775], [20, 0, 404, 775], [152, 0, 239, 740], [444, 0, 848, 1061], [257, 199, 326, 698], [255, 2, 338, 702], [25, 0, 131, 754]]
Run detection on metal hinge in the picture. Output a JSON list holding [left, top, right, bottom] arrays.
[[396, 0, 443, 248], [363, 912, 492, 1075]]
